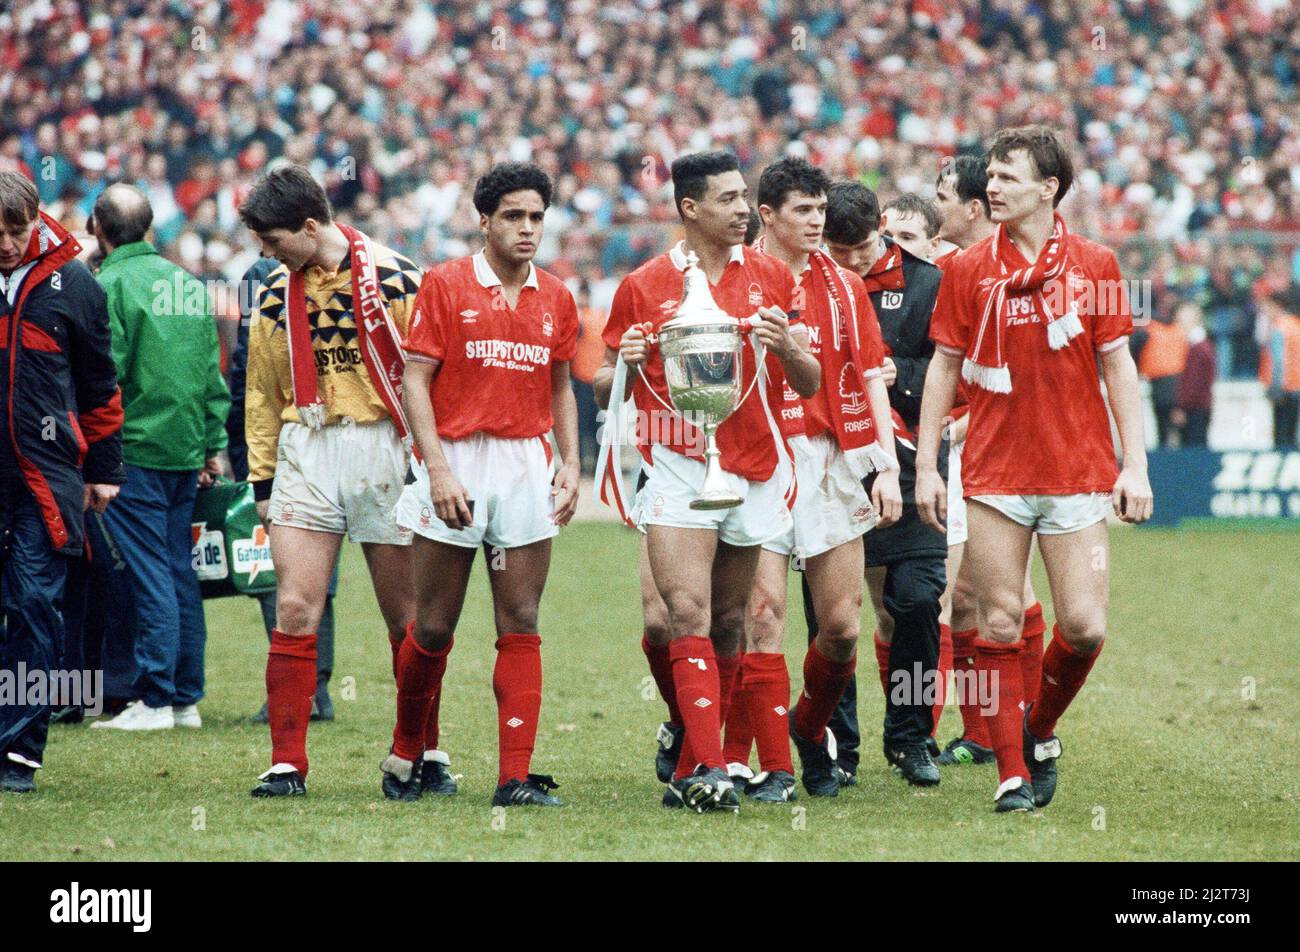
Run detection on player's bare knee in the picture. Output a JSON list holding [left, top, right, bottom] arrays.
[[816, 609, 859, 660], [643, 615, 671, 645], [663, 591, 708, 638], [275, 590, 322, 635], [495, 603, 540, 635], [1056, 614, 1105, 654], [981, 603, 1023, 644], [412, 619, 453, 651]]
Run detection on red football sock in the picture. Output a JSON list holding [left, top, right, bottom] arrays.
[[718, 652, 742, 727], [722, 655, 754, 765], [493, 633, 543, 786], [952, 627, 990, 746], [392, 633, 452, 762], [793, 641, 856, 745], [743, 652, 793, 774], [642, 634, 682, 726], [670, 636, 723, 777], [873, 631, 891, 698], [1020, 602, 1046, 706], [266, 629, 317, 777], [932, 623, 953, 737], [1027, 626, 1102, 739], [388, 628, 403, 680], [974, 638, 1028, 785]]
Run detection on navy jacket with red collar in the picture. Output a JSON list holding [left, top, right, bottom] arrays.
[[1, 213, 124, 555]]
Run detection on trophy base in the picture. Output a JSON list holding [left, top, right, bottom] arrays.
[[689, 492, 743, 511]]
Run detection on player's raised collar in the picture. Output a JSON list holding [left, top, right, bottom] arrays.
[[472, 250, 539, 290], [669, 240, 745, 272]]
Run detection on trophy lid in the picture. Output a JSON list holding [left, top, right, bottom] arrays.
[[662, 250, 740, 331]]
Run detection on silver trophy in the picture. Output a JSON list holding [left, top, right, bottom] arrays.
[[639, 251, 763, 510]]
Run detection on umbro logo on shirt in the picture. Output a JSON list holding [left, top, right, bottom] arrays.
[[659, 299, 678, 313], [460, 309, 478, 322]]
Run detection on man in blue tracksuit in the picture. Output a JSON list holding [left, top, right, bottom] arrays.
[[0, 171, 124, 792]]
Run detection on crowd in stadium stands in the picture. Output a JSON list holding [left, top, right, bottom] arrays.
[[3, 0, 1299, 454]]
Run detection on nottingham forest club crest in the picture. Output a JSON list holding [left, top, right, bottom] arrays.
[[748, 283, 764, 308], [542, 311, 554, 337], [839, 363, 867, 415]]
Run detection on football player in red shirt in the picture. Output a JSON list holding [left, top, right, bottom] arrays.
[[916, 126, 1153, 813], [735, 158, 901, 802], [384, 163, 581, 807], [594, 151, 820, 813], [932, 155, 1049, 768]]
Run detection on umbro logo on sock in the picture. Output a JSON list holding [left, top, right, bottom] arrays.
[[693, 698, 712, 709], [506, 717, 524, 728], [774, 705, 787, 716]]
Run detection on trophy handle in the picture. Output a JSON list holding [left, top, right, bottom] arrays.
[[734, 330, 768, 409], [635, 364, 679, 415]]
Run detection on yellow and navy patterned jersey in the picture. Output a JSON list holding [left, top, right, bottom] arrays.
[[244, 237, 423, 484]]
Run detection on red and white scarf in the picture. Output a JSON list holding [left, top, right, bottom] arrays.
[[285, 224, 409, 438], [754, 239, 896, 478], [963, 213, 1083, 393]]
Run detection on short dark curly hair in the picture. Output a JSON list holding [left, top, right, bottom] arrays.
[[239, 164, 332, 233], [937, 155, 991, 218], [824, 181, 881, 246], [670, 150, 741, 217], [756, 157, 831, 214], [473, 162, 553, 216]]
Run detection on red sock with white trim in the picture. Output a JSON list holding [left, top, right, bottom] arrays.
[[670, 636, 723, 778], [743, 652, 794, 774], [932, 623, 953, 737], [266, 629, 317, 776], [1027, 625, 1102, 739], [722, 654, 754, 765], [952, 627, 990, 746], [393, 633, 452, 762], [642, 634, 682, 726], [793, 641, 856, 744], [873, 631, 891, 698], [1020, 602, 1046, 706], [494, 634, 543, 786], [974, 637, 1028, 786]]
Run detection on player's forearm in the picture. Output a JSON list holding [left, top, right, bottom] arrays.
[[1101, 345, 1148, 472], [867, 376, 897, 464], [401, 362, 452, 475], [592, 363, 615, 411], [552, 366, 580, 469], [779, 347, 821, 398], [916, 349, 961, 473]]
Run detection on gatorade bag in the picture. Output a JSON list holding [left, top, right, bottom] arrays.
[[190, 478, 277, 598]]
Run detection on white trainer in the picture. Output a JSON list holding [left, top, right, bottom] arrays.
[[173, 704, 201, 728], [90, 701, 175, 731]]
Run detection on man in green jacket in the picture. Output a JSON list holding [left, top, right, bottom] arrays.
[[89, 184, 230, 731]]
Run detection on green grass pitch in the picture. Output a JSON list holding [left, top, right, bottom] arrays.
[[2, 524, 1296, 861]]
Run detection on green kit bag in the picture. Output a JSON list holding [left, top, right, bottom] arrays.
[[190, 478, 278, 599]]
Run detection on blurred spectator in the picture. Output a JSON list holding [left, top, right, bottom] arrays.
[[1259, 286, 1300, 449], [569, 277, 607, 473], [1173, 301, 1216, 448], [88, 184, 230, 733], [1135, 310, 1190, 448]]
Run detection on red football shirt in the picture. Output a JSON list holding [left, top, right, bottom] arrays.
[[929, 232, 1133, 496], [934, 247, 970, 422], [602, 241, 798, 482], [405, 252, 578, 440], [800, 266, 886, 439]]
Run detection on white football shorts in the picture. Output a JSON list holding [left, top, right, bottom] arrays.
[[947, 438, 968, 547], [270, 418, 412, 545], [969, 492, 1110, 535], [762, 433, 877, 559], [394, 432, 558, 550], [634, 443, 792, 549]]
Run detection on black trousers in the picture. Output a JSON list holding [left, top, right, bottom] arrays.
[[803, 553, 946, 770]]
